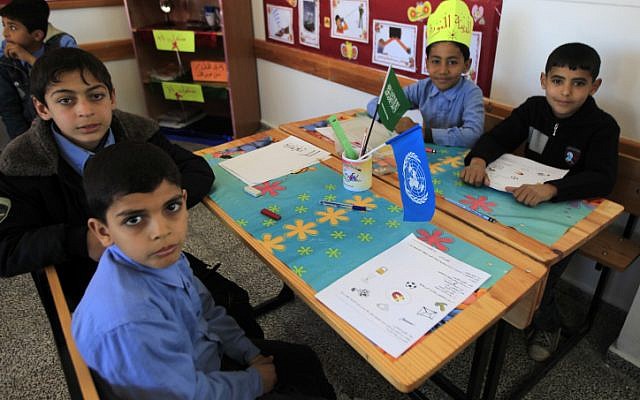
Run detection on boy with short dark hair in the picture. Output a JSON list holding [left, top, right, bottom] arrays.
[[73, 141, 336, 400], [0, 0, 77, 138], [367, 0, 484, 147], [461, 42, 620, 361], [0, 47, 262, 339]]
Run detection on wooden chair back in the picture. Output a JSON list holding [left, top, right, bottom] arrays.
[[44, 266, 101, 399]]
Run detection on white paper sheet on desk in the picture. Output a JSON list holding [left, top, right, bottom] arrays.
[[219, 136, 330, 185], [486, 154, 569, 192], [315, 115, 396, 154], [315, 234, 490, 358]]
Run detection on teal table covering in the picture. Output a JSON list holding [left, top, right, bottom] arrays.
[[204, 153, 512, 294]]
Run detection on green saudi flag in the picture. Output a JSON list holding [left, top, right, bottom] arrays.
[[376, 66, 411, 131]]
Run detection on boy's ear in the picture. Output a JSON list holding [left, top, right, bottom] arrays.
[[464, 58, 472, 73], [33, 96, 53, 120], [87, 218, 115, 248], [589, 78, 602, 95], [30, 29, 45, 43], [539, 72, 547, 90], [182, 189, 188, 203], [109, 89, 117, 109]]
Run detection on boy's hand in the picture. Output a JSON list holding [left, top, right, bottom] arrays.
[[505, 183, 558, 207], [250, 355, 276, 394], [4, 43, 36, 65], [394, 117, 417, 133], [460, 157, 490, 187], [87, 230, 106, 261]]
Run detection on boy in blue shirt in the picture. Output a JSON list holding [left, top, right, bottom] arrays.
[[0, 47, 263, 339], [461, 43, 620, 361], [73, 141, 336, 400], [0, 0, 76, 138], [367, 0, 484, 147]]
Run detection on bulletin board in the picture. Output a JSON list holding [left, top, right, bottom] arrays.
[[263, 0, 503, 96]]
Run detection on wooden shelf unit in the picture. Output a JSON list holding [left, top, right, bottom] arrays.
[[123, 0, 260, 138]]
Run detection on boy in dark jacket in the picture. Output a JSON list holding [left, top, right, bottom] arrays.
[[0, 47, 263, 338], [0, 0, 76, 138], [461, 43, 620, 361]]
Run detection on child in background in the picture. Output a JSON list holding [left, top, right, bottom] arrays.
[[366, 0, 484, 148], [0, 0, 76, 138], [0, 47, 262, 338], [461, 42, 620, 361], [73, 141, 336, 400]]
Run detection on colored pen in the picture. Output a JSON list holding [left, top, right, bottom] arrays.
[[443, 197, 496, 223], [425, 147, 437, 154], [260, 208, 281, 220], [319, 200, 367, 211]]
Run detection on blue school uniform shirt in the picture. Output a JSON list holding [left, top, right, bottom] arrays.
[[72, 245, 262, 400], [367, 77, 484, 148], [52, 125, 115, 175]]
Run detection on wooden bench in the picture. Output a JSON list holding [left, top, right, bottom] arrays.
[[40, 266, 100, 399]]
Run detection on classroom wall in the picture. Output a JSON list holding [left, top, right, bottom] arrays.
[[250, 0, 640, 313], [49, 6, 147, 117]]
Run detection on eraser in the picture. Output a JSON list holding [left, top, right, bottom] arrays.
[[260, 208, 281, 220], [244, 185, 262, 197]]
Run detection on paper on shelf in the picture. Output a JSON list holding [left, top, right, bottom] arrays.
[[315, 234, 490, 358], [486, 154, 569, 192], [219, 136, 331, 185]]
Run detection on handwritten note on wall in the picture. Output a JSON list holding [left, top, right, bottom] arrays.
[[153, 30, 195, 52], [191, 60, 228, 82], [161, 82, 204, 102]]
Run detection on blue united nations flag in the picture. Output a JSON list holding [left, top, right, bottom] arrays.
[[386, 125, 435, 221]]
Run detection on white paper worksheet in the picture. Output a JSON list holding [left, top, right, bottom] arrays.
[[315, 234, 490, 358], [485, 154, 569, 192], [219, 136, 330, 185]]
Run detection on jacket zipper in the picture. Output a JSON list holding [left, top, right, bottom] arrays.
[[552, 122, 559, 137]]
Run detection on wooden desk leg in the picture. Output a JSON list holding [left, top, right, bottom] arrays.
[[254, 283, 295, 316]]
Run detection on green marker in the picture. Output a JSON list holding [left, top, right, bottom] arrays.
[[328, 115, 358, 160]]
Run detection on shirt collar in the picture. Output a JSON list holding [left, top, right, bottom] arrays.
[[52, 125, 115, 176], [428, 76, 466, 100], [107, 245, 190, 289]]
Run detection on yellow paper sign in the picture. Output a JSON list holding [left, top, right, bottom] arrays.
[[153, 30, 195, 52], [161, 82, 204, 102], [190, 60, 228, 82]]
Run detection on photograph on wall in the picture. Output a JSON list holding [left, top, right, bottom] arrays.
[[267, 4, 294, 44], [421, 28, 482, 83], [330, 0, 369, 44], [299, 0, 320, 48], [372, 19, 417, 72]]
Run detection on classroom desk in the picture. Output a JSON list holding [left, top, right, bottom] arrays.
[[278, 109, 624, 268], [196, 129, 547, 397]]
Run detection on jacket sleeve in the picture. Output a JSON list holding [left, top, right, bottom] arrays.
[[465, 99, 532, 165], [431, 84, 485, 148], [546, 118, 620, 201], [0, 175, 89, 277], [0, 70, 30, 138], [148, 133, 215, 208]]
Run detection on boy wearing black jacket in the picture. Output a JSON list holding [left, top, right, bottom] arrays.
[[461, 43, 619, 361], [0, 47, 263, 339]]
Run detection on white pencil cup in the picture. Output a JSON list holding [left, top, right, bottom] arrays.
[[342, 152, 372, 192]]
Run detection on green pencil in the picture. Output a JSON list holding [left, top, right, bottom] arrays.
[[328, 115, 358, 160]]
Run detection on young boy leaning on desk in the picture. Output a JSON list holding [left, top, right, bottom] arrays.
[[0, 47, 263, 339], [460, 42, 620, 362], [72, 141, 337, 400], [366, 0, 484, 148]]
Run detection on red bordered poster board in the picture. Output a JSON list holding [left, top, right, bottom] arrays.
[[263, 0, 502, 96]]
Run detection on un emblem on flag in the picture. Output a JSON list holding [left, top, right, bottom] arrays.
[[402, 152, 429, 204]]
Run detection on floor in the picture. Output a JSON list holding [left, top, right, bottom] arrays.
[[0, 135, 638, 399]]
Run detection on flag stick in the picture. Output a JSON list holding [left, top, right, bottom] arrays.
[[359, 66, 393, 158], [358, 140, 387, 161]]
